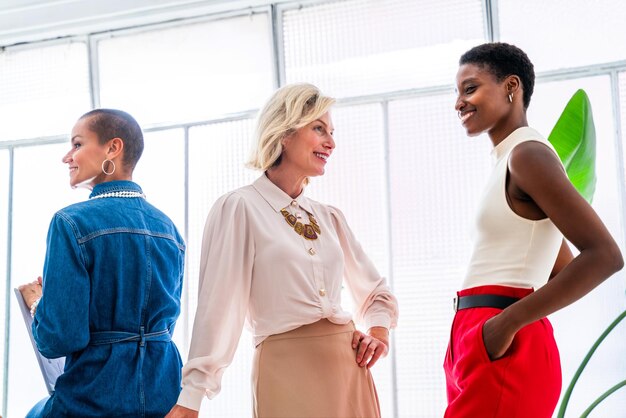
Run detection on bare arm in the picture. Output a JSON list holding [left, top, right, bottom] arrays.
[[484, 141, 623, 358]]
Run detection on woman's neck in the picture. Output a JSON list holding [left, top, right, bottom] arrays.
[[489, 113, 528, 147], [266, 166, 306, 198], [85, 171, 133, 191]]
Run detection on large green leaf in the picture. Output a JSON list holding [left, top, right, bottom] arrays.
[[547, 89, 596, 203]]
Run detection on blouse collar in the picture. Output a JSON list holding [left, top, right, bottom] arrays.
[[89, 180, 143, 199], [252, 173, 314, 213]]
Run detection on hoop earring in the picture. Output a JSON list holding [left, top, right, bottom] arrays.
[[102, 159, 116, 175], [508, 93, 513, 103]]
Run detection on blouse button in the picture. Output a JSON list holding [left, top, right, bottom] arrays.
[[319, 289, 326, 296], [308, 248, 316, 255], [290, 200, 298, 207]]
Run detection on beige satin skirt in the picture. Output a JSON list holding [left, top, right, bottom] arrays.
[[252, 319, 381, 418]]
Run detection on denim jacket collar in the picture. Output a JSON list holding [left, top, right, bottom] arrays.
[[89, 181, 143, 199]]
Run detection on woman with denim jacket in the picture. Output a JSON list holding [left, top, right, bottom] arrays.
[[19, 109, 186, 417]]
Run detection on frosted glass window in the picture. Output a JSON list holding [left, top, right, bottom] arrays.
[[0, 150, 8, 414], [132, 129, 187, 353], [388, 93, 491, 417], [529, 76, 626, 416], [187, 118, 257, 417], [8, 143, 87, 418], [499, 0, 626, 72], [282, 0, 485, 98], [0, 42, 91, 141], [621, 72, 626, 191], [306, 103, 393, 417], [98, 14, 274, 126], [133, 129, 185, 239], [308, 104, 388, 278]]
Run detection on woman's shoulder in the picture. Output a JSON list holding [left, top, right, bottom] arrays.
[[510, 139, 560, 164], [44, 202, 93, 240], [508, 127, 560, 162], [209, 185, 257, 216], [54, 200, 93, 223], [508, 136, 566, 185], [219, 184, 256, 203]]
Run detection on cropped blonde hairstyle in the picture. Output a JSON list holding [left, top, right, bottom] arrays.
[[246, 83, 335, 171]]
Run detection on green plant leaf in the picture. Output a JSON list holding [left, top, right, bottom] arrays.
[[547, 89, 597, 203], [556, 309, 626, 418], [580, 379, 626, 418]]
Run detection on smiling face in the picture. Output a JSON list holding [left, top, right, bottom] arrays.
[[455, 63, 513, 139], [280, 111, 335, 178], [62, 117, 111, 189]]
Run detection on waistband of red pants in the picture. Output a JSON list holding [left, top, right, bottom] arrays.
[[456, 284, 534, 299]]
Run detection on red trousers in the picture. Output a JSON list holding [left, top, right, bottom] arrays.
[[444, 285, 562, 418]]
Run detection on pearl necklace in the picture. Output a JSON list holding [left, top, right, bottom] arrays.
[[90, 191, 146, 199]]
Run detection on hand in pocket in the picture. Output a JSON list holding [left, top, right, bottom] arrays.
[[482, 315, 515, 360]]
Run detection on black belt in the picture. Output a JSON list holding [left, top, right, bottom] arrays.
[[453, 294, 520, 312]]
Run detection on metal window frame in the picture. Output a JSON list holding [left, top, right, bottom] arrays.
[[2, 1, 626, 417], [611, 71, 626, 247], [484, 0, 500, 42], [1, 148, 13, 418]]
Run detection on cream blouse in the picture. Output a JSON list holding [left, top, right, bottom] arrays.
[[177, 173, 399, 410], [463, 127, 563, 290]]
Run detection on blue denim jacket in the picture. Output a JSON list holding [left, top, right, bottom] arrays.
[[32, 181, 185, 417]]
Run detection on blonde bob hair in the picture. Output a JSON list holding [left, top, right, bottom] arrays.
[[247, 83, 335, 171]]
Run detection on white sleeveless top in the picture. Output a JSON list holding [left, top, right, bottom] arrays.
[[462, 127, 563, 290]]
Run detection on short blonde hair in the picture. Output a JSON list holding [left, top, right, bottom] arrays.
[[247, 83, 335, 171]]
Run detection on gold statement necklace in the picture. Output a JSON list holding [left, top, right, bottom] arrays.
[[280, 207, 321, 240]]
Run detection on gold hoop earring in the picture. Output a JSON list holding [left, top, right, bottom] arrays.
[[508, 93, 513, 103], [102, 159, 116, 175]]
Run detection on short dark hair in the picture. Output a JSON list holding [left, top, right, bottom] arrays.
[[79, 108, 144, 170], [459, 42, 535, 109]]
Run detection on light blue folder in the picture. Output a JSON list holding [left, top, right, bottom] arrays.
[[13, 288, 65, 395]]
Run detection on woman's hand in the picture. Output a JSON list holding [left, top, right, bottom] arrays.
[[481, 315, 516, 360], [18, 276, 43, 308], [352, 326, 389, 368], [164, 405, 199, 418]]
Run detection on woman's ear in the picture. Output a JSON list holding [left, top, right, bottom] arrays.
[[506, 75, 521, 96], [106, 137, 124, 160], [281, 131, 294, 149]]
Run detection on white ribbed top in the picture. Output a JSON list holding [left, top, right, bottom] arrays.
[[462, 127, 563, 290]]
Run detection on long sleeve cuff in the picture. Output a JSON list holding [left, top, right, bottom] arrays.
[[176, 386, 206, 411], [365, 313, 394, 331]]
